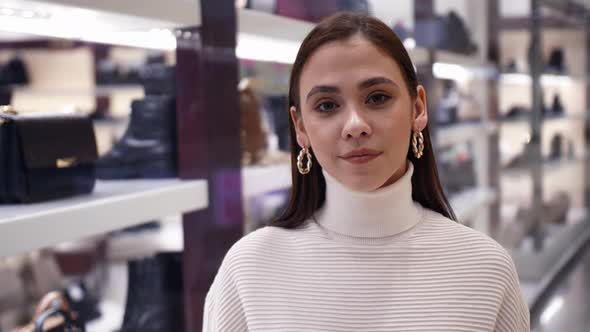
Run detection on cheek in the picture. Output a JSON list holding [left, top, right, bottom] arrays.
[[379, 107, 412, 146], [305, 119, 337, 154], [301, 116, 340, 168]]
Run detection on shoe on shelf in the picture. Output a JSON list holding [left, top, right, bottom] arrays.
[[505, 59, 519, 73], [503, 105, 529, 121], [139, 64, 176, 96], [436, 80, 459, 126], [550, 93, 564, 117], [96, 96, 177, 179], [414, 10, 478, 55], [548, 133, 564, 161], [545, 48, 567, 74], [120, 252, 184, 332]]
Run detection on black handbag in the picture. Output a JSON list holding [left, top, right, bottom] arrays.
[[0, 106, 98, 203]]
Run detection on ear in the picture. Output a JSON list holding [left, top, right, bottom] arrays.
[[290, 106, 310, 148], [412, 85, 428, 132]]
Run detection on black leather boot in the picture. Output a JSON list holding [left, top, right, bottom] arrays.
[[120, 253, 184, 332], [546, 48, 566, 74], [551, 94, 564, 116], [96, 95, 177, 179], [140, 64, 175, 96]]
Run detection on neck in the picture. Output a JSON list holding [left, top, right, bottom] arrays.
[[316, 161, 422, 238]]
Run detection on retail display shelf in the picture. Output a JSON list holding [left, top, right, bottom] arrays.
[[236, 8, 313, 63], [238, 8, 314, 44], [437, 122, 497, 147], [10, 0, 200, 29], [435, 50, 489, 68], [450, 187, 496, 222], [500, 72, 586, 86], [11, 85, 144, 97], [106, 215, 184, 261], [499, 113, 586, 128], [502, 157, 586, 178], [0, 179, 208, 258], [242, 163, 292, 198], [516, 220, 590, 309]]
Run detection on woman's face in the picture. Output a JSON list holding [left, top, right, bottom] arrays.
[[291, 34, 428, 192]]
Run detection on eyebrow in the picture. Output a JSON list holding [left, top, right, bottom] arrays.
[[305, 76, 398, 102], [306, 85, 340, 102], [358, 77, 397, 90]]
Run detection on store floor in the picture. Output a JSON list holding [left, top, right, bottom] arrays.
[[532, 242, 590, 331]]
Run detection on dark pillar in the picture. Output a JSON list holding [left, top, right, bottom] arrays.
[[177, 1, 243, 331]]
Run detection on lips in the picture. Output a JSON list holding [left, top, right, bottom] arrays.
[[340, 148, 382, 164]]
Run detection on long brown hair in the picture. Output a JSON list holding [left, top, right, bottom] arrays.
[[273, 12, 456, 229]]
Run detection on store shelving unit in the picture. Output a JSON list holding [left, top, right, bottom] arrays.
[[0, 3, 211, 330], [437, 122, 498, 147], [0, 179, 208, 258], [410, 1, 500, 232], [7, 0, 590, 330], [450, 187, 497, 222], [242, 163, 291, 198], [496, 0, 590, 322]]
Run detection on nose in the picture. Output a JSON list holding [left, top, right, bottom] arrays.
[[341, 107, 372, 139]]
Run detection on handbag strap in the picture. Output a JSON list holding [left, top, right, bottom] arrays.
[[34, 308, 83, 332], [0, 105, 17, 122]]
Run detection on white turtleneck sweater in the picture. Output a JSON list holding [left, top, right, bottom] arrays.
[[203, 163, 530, 331]]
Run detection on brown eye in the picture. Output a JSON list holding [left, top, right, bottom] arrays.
[[366, 93, 391, 105], [315, 101, 339, 113]]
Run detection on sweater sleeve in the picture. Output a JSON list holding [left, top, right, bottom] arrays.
[[494, 252, 530, 332], [203, 253, 249, 332]]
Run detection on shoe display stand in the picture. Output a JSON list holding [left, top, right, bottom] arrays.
[[411, 0, 501, 235], [0, 1, 213, 331], [496, 0, 590, 323]]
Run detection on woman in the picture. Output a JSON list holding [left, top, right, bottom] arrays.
[[204, 12, 529, 331]]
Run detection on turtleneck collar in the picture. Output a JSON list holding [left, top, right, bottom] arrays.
[[315, 161, 423, 238]]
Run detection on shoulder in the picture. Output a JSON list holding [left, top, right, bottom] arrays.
[[219, 225, 303, 270], [419, 208, 517, 277]]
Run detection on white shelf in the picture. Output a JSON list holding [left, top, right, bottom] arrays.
[[11, 85, 144, 97], [106, 215, 184, 260], [500, 72, 586, 86], [437, 122, 497, 147], [450, 187, 496, 222], [0, 179, 208, 258], [500, 113, 586, 128], [502, 157, 586, 178], [242, 163, 292, 198], [237, 8, 313, 63], [435, 50, 487, 67], [238, 8, 313, 45], [0, 0, 200, 49], [12, 0, 199, 29]]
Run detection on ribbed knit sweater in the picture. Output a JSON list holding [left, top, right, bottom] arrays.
[[203, 163, 530, 331]]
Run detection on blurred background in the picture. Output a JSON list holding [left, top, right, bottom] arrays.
[[0, 0, 588, 331]]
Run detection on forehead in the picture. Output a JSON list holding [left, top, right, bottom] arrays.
[[299, 35, 405, 91]]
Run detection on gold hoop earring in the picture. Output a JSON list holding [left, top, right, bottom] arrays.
[[297, 147, 313, 175], [412, 131, 424, 159]]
